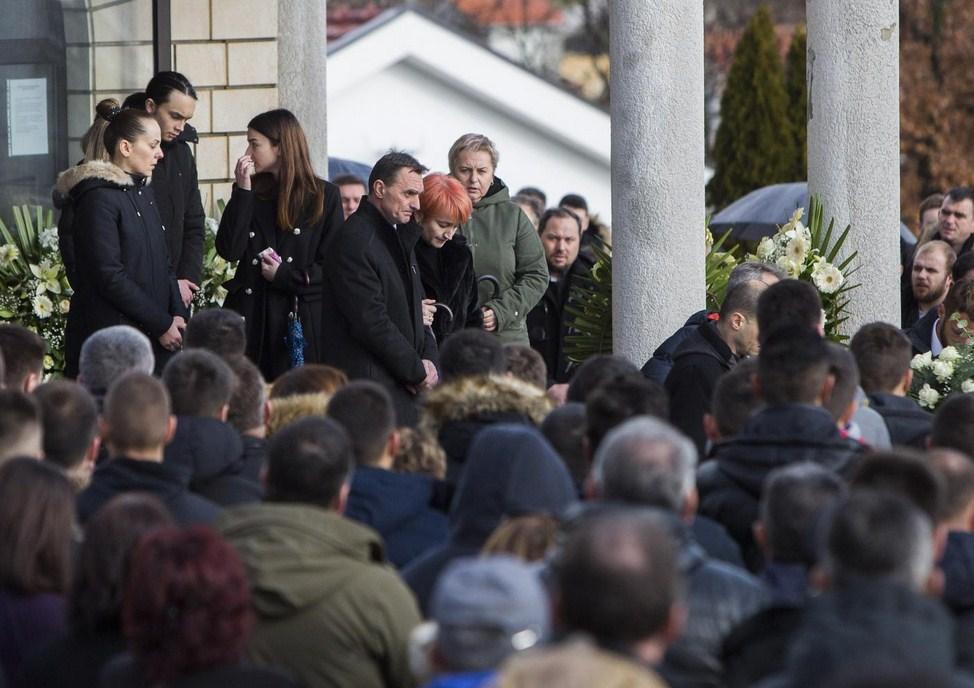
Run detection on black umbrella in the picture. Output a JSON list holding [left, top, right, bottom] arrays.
[[709, 182, 808, 243]]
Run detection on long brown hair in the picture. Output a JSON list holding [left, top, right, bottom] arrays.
[[247, 109, 325, 230]]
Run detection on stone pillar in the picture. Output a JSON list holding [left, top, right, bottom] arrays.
[[278, 0, 329, 176], [807, 0, 900, 332], [610, 1, 706, 365]]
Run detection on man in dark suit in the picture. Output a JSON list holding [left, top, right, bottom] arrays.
[[321, 152, 438, 425]]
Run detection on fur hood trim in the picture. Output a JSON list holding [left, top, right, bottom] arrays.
[[55, 160, 137, 196], [267, 392, 332, 436], [421, 374, 551, 432]]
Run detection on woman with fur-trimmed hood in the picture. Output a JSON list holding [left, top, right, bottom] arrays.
[[56, 99, 187, 377]]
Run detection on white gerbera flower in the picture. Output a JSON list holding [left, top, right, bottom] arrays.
[[775, 255, 801, 278], [785, 236, 808, 265], [918, 383, 941, 409], [32, 294, 53, 319], [932, 359, 955, 382], [812, 263, 844, 294]]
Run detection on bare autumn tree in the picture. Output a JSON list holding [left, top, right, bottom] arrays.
[[900, 0, 974, 223]]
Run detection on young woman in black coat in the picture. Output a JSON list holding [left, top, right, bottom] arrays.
[[123, 72, 205, 309], [414, 173, 481, 341], [216, 109, 342, 382], [59, 101, 187, 377]]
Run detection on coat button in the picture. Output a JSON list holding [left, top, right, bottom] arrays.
[[136, 211, 141, 217], [286, 256, 293, 263], [293, 227, 301, 235], [251, 258, 259, 266], [245, 288, 253, 295], [249, 232, 255, 238]]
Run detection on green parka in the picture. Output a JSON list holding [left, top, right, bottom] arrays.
[[459, 178, 548, 344], [218, 503, 421, 688]]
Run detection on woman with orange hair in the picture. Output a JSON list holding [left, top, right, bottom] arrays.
[[415, 173, 482, 340]]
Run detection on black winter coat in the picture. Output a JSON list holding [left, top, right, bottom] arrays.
[[941, 531, 974, 674], [77, 457, 220, 527], [642, 310, 712, 384], [698, 404, 863, 570], [216, 181, 343, 382], [153, 124, 206, 283], [319, 199, 437, 426], [99, 654, 299, 688], [415, 233, 481, 341], [665, 320, 738, 455], [57, 161, 186, 377], [905, 307, 939, 356], [527, 258, 590, 384], [867, 392, 933, 448]]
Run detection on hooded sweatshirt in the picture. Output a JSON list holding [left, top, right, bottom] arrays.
[[402, 424, 577, 614], [163, 416, 260, 506], [218, 503, 421, 688]]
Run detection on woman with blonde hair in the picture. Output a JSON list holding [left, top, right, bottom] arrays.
[[448, 133, 548, 344], [217, 109, 343, 381], [415, 172, 481, 340]]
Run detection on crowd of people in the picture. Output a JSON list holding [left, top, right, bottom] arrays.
[[2, 66, 974, 687]]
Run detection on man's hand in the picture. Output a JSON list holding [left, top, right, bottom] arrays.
[[547, 383, 569, 407], [177, 279, 199, 308], [421, 359, 439, 389], [158, 318, 184, 351], [482, 307, 497, 332], [422, 299, 436, 327]]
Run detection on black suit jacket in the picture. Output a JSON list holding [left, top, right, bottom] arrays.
[[320, 199, 437, 425]]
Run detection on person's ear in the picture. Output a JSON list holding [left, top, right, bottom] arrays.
[[118, 138, 133, 158], [753, 521, 769, 557], [900, 368, 914, 394], [373, 179, 386, 199], [387, 428, 401, 460], [145, 98, 157, 114], [729, 312, 744, 331], [333, 481, 351, 514], [219, 403, 230, 423], [84, 435, 101, 468], [818, 373, 836, 407], [926, 566, 945, 598], [702, 413, 721, 442], [262, 399, 272, 430], [681, 487, 699, 522], [583, 473, 600, 502], [164, 415, 178, 445], [23, 371, 40, 393]]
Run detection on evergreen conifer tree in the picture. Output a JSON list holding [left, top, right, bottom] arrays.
[[707, 5, 793, 210], [785, 25, 808, 181]]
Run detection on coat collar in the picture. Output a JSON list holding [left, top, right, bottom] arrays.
[[420, 374, 552, 434], [55, 160, 136, 195]]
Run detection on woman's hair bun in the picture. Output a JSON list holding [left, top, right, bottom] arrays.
[[95, 98, 122, 123]]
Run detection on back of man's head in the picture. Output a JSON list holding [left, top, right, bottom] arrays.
[[585, 374, 669, 451], [33, 380, 98, 471], [0, 324, 45, 391], [850, 323, 913, 394], [326, 381, 396, 466], [718, 279, 765, 321], [931, 393, 974, 459], [850, 450, 944, 523], [727, 261, 786, 291], [592, 417, 696, 514], [225, 355, 266, 434], [503, 344, 547, 390], [824, 490, 934, 591], [928, 448, 974, 529], [710, 358, 764, 438], [757, 279, 823, 345], [555, 509, 680, 648], [161, 349, 235, 419], [184, 308, 247, 359], [567, 355, 639, 404], [78, 326, 154, 397], [0, 389, 42, 462], [440, 328, 507, 381], [757, 326, 830, 406], [823, 343, 860, 424], [760, 462, 846, 566], [102, 373, 171, 456], [265, 416, 352, 508], [540, 402, 588, 489]]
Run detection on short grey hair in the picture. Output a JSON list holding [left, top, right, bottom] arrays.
[[591, 416, 698, 513], [728, 260, 786, 290], [448, 133, 499, 174], [78, 326, 154, 395]]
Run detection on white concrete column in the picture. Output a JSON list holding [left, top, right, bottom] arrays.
[[610, 1, 706, 365], [807, 0, 900, 332], [278, 0, 329, 176]]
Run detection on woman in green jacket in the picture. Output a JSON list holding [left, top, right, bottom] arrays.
[[449, 133, 549, 344]]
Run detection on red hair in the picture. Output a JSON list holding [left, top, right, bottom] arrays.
[[122, 527, 253, 682], [420, 173, 473, 225]]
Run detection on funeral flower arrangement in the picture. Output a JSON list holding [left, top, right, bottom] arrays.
[[192, 199, 236, 310], [748, 195, 859, 342], [909, 316, 974, 410], [0, 206, 71, 374]]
